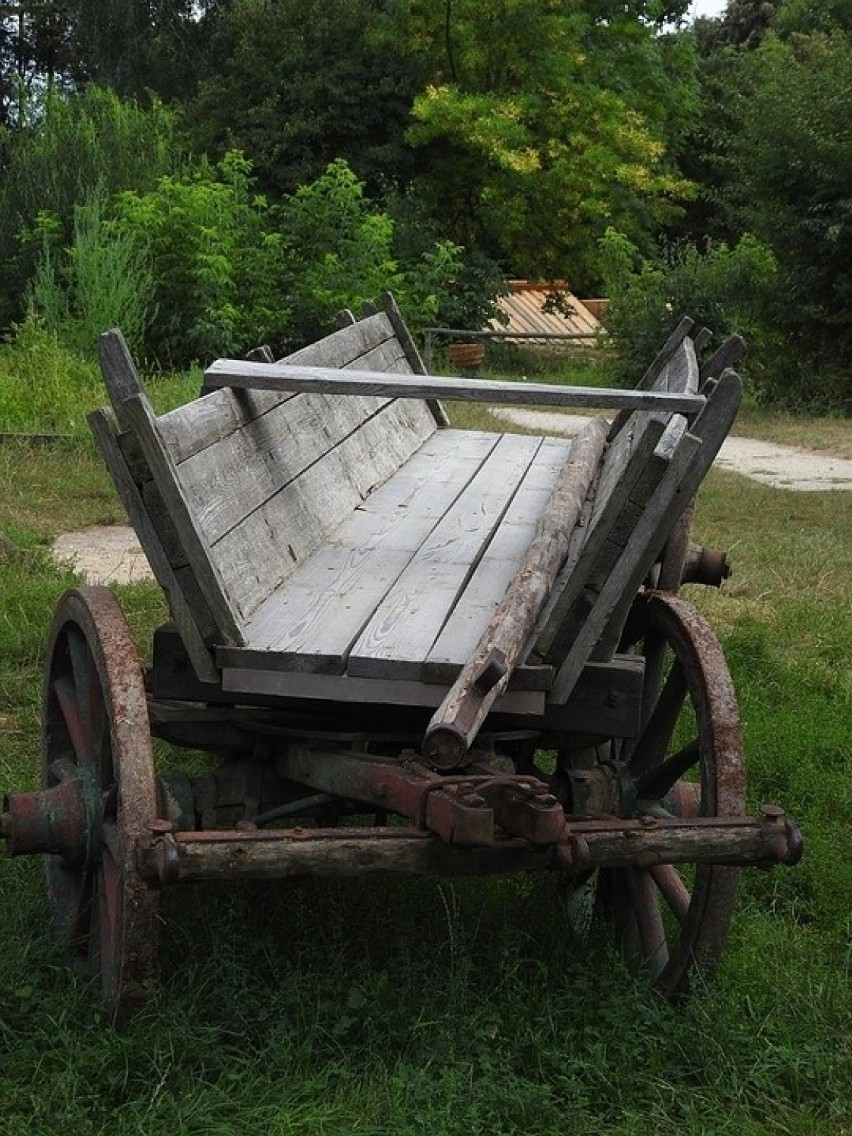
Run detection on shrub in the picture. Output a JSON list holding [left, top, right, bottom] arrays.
[[29, 189, 155, 357], [0, 318, 104, 436], [276, 159, 468, 346], [598, 229, 779, 386], [0, 85, 182, 328], [115, 151, 286, 365]]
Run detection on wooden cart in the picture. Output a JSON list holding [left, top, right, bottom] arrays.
[[1, 294, 801, 1020]]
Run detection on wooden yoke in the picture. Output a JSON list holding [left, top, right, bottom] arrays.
[[422, 418, 609, 768]]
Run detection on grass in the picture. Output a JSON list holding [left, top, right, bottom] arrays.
[[0, 335, 850, 1134]]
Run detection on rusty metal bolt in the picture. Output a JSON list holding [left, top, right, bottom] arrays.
[[760, 804, 785, 823]]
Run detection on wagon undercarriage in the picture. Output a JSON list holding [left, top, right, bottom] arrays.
[[2, 584, 801, 1019]]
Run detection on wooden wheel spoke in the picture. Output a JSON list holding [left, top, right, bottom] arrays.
[[68, 866, 96, 954], [592, 593, 744, 998], [69, 627, 107, 768], [99, 826, 121, 953], [53, 675, 93, 763], [648, 863, 691, 926], [636, 739, 700, 801], [628, 659, 688, 778], [625, 867, 669, 977], [47, 858, 94, 958]]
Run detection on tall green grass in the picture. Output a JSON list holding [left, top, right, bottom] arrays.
[[0, 320, 202, 439]]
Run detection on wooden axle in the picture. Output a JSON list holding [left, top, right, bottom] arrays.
[[137, 811, 802, 885]]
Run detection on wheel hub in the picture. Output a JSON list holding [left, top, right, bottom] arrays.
[[3, 760, 103, 866]]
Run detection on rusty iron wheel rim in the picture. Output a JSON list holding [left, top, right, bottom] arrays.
[[42, 586, 159, 1021], [598, 590, 744, 997]]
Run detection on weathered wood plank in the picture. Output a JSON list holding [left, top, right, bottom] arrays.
[[120, 392, 246, 645], [178, 391, 393, 545], [158, 388, 299, 465], [209, 397, 438, 622], [533, 413, 667, 661], [423, 418, 609, 766], [607, 318, 695, 439], [548, 428, 703, 704], [591, 368, 743, 662], [280, 310, 399, 368], [87, 409, 219, 681], [203, 360, 707, 414], [537, 657, 644, 737], [219, 666, 546, 715], [422, 437, 576, 675], [240, 430, 501, 662], [346, 434, 544, 679], [699, 334, 747, 383], [98, 330, 146, 432], [160, 310, 403, 463]]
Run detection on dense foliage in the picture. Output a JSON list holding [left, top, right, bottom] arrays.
[[0, 1, 848, 406]]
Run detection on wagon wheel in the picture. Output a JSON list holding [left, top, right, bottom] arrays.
[[597, 591, 744, 997], [42, 586, 159, 1021]]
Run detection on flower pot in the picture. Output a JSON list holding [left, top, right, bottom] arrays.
[[446, 341, 486, 370]]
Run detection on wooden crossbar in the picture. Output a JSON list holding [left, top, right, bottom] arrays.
[[203, 361, 707, 415]]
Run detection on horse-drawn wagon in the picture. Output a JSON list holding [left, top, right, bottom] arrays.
[[1, 294, 801, 1020]]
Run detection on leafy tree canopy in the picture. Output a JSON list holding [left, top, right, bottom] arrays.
[[727, 31, 852, 350], [188, 0, 423, 197], [400, 0, 698, 287]]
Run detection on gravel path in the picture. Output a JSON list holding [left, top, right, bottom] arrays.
[[52, 412, 852, 586]]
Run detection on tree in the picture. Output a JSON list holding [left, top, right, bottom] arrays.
[[188, 0, 423, 198], [0, 1, 78, 127], [723, 29, 852, 405], [400, 0, 698, 288], [69, 0, 221, 103]]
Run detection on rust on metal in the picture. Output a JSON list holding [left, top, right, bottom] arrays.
[[274, 747, 567, 847], [2, 762, 102, 864]]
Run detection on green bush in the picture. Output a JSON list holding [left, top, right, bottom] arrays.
[[0, 86, 182, 328], [598, 229, 779, 387], [115, 151, 286, 365], [0, 318, 104, 436], [276, 159, 465, 346], [29, 189, 155, 357]]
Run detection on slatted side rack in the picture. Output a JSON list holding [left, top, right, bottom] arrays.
[[90, 298, 742, 739]]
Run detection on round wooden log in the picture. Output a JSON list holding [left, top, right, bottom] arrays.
[[423, 418, 609, 767], [136, 811, 802, 885]]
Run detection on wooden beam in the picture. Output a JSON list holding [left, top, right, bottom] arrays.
[[203, 360, 707, 414], [87, 410, 219, 682], [381, 291, 450, 427]]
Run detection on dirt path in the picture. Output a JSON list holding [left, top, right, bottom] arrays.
[[51, 412, 852, 586], [491, 408, 852, 492]]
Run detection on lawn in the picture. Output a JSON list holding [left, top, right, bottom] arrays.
[[0, 339, 849, 1135]]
